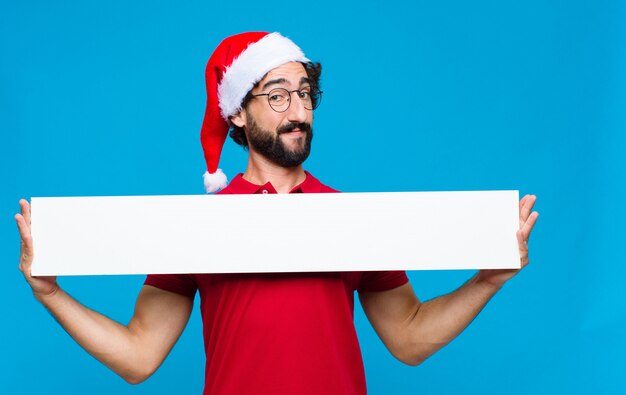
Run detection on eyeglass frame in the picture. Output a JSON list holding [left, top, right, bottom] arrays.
[[251, 87, 323, 113]]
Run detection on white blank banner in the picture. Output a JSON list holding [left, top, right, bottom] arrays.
[[30, 191, 520, 276]]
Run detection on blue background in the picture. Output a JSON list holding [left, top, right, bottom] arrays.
[[2, 0, 625, 393]]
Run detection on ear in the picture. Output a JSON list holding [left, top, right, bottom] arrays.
[[229, 110, 247, 128]]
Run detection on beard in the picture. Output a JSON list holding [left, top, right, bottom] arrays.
[[246, 116, 313, 168]]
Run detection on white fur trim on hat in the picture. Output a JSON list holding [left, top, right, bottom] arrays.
[[203, 169, 228, 193], [217, 32, 309, 120]]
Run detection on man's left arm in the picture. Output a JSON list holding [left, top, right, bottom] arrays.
[[359, 194, 539, 366]]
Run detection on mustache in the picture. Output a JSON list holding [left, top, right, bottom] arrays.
[[277, 122, 312, 135]]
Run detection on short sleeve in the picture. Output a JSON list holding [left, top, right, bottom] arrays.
[[144, 274, 198, 298], [356, 271, 409, 293]]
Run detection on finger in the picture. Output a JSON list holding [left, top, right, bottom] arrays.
[[518, 195, 529, 226], [20, 199, 31, 226], [519, 195, 536, 225], [520, 211, 539, 242], [520, 194, 529, 206], [516, 229, 529, 266], [516, 228, 528, 249], [15, 214, 33, 255], [522, 194, 535, 215]]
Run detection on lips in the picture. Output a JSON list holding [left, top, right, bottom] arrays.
[[279, 128, 304, 135]]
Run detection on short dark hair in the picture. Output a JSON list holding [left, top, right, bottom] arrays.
[[229, 62, 322, 149]]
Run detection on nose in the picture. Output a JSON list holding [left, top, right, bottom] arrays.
[[286, 91, 308, 123]]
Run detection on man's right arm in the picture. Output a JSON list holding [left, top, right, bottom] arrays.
[[16, 199, 193, 384]]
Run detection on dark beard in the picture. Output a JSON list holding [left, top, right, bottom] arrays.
[[246, 117, 313, 168]]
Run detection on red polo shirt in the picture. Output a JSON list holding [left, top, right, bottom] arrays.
[[145, 171, 408, 394]]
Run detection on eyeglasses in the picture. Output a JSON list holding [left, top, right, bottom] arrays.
[[252, 87, 323, 113]]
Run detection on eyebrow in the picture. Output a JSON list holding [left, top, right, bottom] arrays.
[[260, 76, 312, 92], [261, 78, 287, 91]]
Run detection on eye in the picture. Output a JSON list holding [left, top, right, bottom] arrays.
[[268, 90, 287, 103], [298, 91, 311, 99]]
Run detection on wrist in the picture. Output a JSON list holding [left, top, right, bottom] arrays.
[[34, 283, 61, 304], [473, 271, 506, 293]]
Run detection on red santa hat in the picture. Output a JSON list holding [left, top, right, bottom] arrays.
[[200, 32, 310, 193]]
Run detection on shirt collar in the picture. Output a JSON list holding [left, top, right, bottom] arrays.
[[223, 170, 323, 194]]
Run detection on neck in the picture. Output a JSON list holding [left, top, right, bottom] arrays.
[[243, 150, 306, 194]]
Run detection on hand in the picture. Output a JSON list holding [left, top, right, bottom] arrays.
[[15, 199, 59, 298], [477, 194, 539, 288]]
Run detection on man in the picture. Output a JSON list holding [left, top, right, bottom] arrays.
[[16, 32, 538, 394]]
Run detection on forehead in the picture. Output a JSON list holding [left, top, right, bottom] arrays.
[[257, 62, 307, 88]]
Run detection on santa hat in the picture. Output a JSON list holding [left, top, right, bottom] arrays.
[[200, 32, 310, 193]]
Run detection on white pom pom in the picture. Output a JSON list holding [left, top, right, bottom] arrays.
[[203, 169, 228, 193]]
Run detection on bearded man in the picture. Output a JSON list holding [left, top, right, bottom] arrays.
[[16, 32, 539, 394]]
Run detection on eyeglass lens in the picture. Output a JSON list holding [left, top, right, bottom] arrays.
[[266, 88, 322, 112]]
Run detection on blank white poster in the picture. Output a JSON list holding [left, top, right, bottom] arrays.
[[30, 191, 520, 276]]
